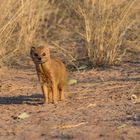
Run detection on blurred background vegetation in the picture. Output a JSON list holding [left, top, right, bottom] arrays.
[[0, 0, 139, 68]]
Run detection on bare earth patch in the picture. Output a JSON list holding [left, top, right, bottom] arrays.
[[0, 54, 140, 140]]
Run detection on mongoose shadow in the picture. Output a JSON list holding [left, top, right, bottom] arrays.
[[0, 94, 43, 105]]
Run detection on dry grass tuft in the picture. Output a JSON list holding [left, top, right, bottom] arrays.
[[0, 0, 139, 67], [0, 0, 49, 66], [66, 0, 138, 66]]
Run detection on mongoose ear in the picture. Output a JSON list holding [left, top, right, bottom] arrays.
[[31, 46, 35, 50]]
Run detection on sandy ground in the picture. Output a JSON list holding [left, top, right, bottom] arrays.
[[0, 53, 140, 140]]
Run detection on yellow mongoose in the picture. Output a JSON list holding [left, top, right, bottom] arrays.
[[30, 45, 68, 104]]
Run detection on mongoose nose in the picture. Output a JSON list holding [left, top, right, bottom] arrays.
[[38, 57, 42, 61]]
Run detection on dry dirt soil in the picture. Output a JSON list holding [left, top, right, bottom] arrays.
[[0, 52, 140, 140]]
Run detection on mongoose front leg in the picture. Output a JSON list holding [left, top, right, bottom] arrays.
[[42, 84, 49, 104], [37, 73, 48, 104]]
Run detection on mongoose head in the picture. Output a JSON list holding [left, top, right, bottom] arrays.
[[30, 45, 50, 64]]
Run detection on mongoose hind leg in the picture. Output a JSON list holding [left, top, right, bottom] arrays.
[[58, 84, 65, 101], [48, 89, 53, 103]]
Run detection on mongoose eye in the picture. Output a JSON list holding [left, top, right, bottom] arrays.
[[34, 53, 38, 57], [42, 53, 46, 56]]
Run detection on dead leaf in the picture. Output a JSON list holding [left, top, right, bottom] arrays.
[[67, 79, 77, 85], [117, 124, 126, 129], [78, 64, 88, 70], [17, 112, 30, 120]]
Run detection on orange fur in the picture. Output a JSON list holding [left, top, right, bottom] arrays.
[[30, 45, 68, 104]]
